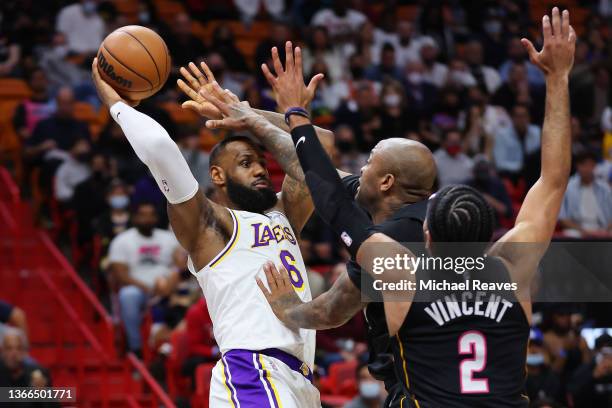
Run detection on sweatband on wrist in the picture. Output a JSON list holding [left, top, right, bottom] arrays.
[[290, 124, 373, 257], [284, 107, 310, 125]]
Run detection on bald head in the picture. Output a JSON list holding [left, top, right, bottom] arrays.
[[374, 138, 436, 196]]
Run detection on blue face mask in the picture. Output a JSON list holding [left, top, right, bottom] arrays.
[[359, 381, 380, 399], [526, 353, 545, 366], [109, 195, 129, 210]]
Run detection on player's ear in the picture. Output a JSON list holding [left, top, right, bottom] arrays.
[[210, 165, 225, 186], [380, 173, 394, 193]]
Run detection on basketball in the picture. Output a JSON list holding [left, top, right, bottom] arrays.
[[97, 25, 170, 101]]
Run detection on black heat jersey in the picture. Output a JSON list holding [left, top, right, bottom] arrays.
[[342, 174, 428, 406], [393, 257, 530, 408]]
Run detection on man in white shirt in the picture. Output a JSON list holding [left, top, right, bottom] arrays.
[[311, 0, 367, 42], [56, 0, 105, 54], [433, 129, 474, 187], [108, 202, 180, 355], [463, 40, 502, 95], [54, 138, 91, 203]]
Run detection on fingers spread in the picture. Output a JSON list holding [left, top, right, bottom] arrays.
[[562, 9, 570, 39], [294, 46, 303, 79], [200, 61, 215, 82], [200, 88, 228, 115], [520, 38, 537, 60], [271, 47, 284, 76], [307, 73, 325, 94], [551, 7, 560, 38], [261, 63, 277, 87], [179, 66, 199, 89], [568, 25, 576, 44], [542, 15, 552, 40], [189, 62, 207, 86], [177, 79, 200, 101], [285, 41, 294, 73]]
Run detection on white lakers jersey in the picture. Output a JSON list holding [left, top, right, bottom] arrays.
[[187, 208, 315, 367]]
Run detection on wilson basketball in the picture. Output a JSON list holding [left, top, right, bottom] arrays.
[[97, 25, 170, 100]]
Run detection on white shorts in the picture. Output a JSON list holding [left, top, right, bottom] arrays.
[[209, 349, 320, 408]]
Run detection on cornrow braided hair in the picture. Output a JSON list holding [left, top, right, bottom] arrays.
[[427, 184, 495, 243]]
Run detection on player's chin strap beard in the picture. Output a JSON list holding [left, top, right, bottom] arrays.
[[226, 176, 278, 214]]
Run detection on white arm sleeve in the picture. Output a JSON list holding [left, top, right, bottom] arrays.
[[110, 102, 199, 204]]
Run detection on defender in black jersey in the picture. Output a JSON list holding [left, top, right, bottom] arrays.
[[259, 7, 575, 408]]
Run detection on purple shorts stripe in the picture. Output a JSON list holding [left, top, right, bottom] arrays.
[[221, 356, 240, 408], [255, 353, 280, 408], [224, 350, 273, 407]]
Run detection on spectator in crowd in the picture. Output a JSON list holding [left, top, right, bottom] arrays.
[[13, 68, 56, 143], [463, 39, 502, 95], [108, 202, 181, 356], [433, 129, 474, 187], [72, 152, 114, 243], [478, 8, 507, 68], [54, 138, 92, 204], [164, 13, 207, 70], [335, 125, 367, 175], [177, 130, 210, 191], [403, 60, 438, 120], [55, 0, 105, 55], [419, 43, 448, 89], [93, 180, 131, 264], [493, 104, 541, 182], [344, 361, 385, 408], [310, 0, 367, 45], [181, 297, 218, 384], [209, 25, 249, 74], [0, 28, 21, 77], [466, 158, 513, 223], [392, 20, 436, 67], [302, 26, 344, 83], [379, 80, 416, 138], [254, 22, 291, 73], [24, 87, 90, 165], [525, 329, 562, 404], [492, 63, 545, 123], [97, 121, 147, 184], [364, 43, 402, 83], [431, 87, 462, 133], [559, 151, 612, 238], [233, 0, 284, 23], [499, 37, 545, 87], [0, 328, 53, 390], [0, 301, 28, 338], [334, 83, 381, 152], [569, 333, 612, 408], [202, 52, 245, 100]]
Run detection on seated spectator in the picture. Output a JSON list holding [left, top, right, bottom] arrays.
[[202, 52, 246, 101], [0, 29, 21, 77], [13, 68, 56, 143], [96, 121, 147, 184], [403, 61, 438, 120], [525, 329, 562, 403], [419, 43, 448, 89], [433, 129, 473, 187], [254, 23, 290, 72], [302, 26, 344, 83], [94, 180, 131, 265], [0, 301, 28, 338], [310, 0, 367, 46], [463, 39, 502, 95], [499, 37, 545, 87], [379, 80, 417, 138], [181, 297, 218, 383], [108, 202, 181, 356], [178, 130, 211, 191], [55, 0, 105, 55], [492, 63, 545, 123], [24, 87, 90, 165], [568, 333, 612, 408], [234, 0, 284, 23], [0, 328, 54, 392], [493, 104, 541, 182], [466, 158, 513, 223], [334, 83, 381, 152], [364, 43, 402, 83], [559, 151, 612, 238], [392, 19, 436, 68], [335, 125, 367, 175], [209, 25, 248, 74], [431, 88, 462, 133], [163, 13, 207, 70], [344, 361, 385, 408], [54, 139, 92, 204]]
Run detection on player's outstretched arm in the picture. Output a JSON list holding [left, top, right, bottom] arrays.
[[257, 262, 365, 331], [92, 60, 232, 258], [491, 8, 575, 279]]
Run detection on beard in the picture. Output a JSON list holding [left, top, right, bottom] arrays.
[[226, 176, 278, 213]]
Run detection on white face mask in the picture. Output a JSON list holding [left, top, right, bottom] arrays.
[[359, 381, 380, 398], [526, 353, 545, 366], [53, 45, 70, 58], [383, 93, 401, 108], [407, 72, 423, 85]]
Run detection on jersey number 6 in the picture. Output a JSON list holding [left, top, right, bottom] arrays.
[[279, 250, 305, 291]]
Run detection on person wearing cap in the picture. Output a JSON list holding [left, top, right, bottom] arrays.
[[525, 328, 562, 404], [568, 333, 612, 407]]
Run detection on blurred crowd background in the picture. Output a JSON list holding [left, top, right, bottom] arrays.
[[0, 0, 611, 407]]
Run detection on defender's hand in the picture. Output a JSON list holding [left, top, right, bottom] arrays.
[[261, 41, 324, 112], [197, 81, 261, 131], [521, 7, 576, 78], [177, 61, 226, 119], [256, 261, 303, 330], [92, 58, 139, 108]]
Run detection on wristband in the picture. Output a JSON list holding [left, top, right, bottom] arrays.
[[284, 107, 310, 125]]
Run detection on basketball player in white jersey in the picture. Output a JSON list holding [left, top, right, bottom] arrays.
[[91, 47, 329, 407]]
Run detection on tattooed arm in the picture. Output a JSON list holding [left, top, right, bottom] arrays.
[[257, 262, 365, 331]]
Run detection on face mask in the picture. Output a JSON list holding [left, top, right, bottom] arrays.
[[526, 353, 545, 366], [359, 381, 380, 399], [109, 195, 129, 210], [446, 145, 461, 156], [407, 72, 423, 85], [337, 140, 354, 153], [484, 20, 502, 35], [53, 45, 70, 58], [383, 93, 401, 108], [82, 1, 97, 15], [450, 70, 476, 87]]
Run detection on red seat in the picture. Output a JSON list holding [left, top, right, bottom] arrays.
[[319, 360, 358, 394], [192, 363, 215, 408], [166, 329, 192, 399]]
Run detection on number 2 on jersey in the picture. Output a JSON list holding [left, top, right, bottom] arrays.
[[279, 250, 305, 291], [458, 331, 489, 394]]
